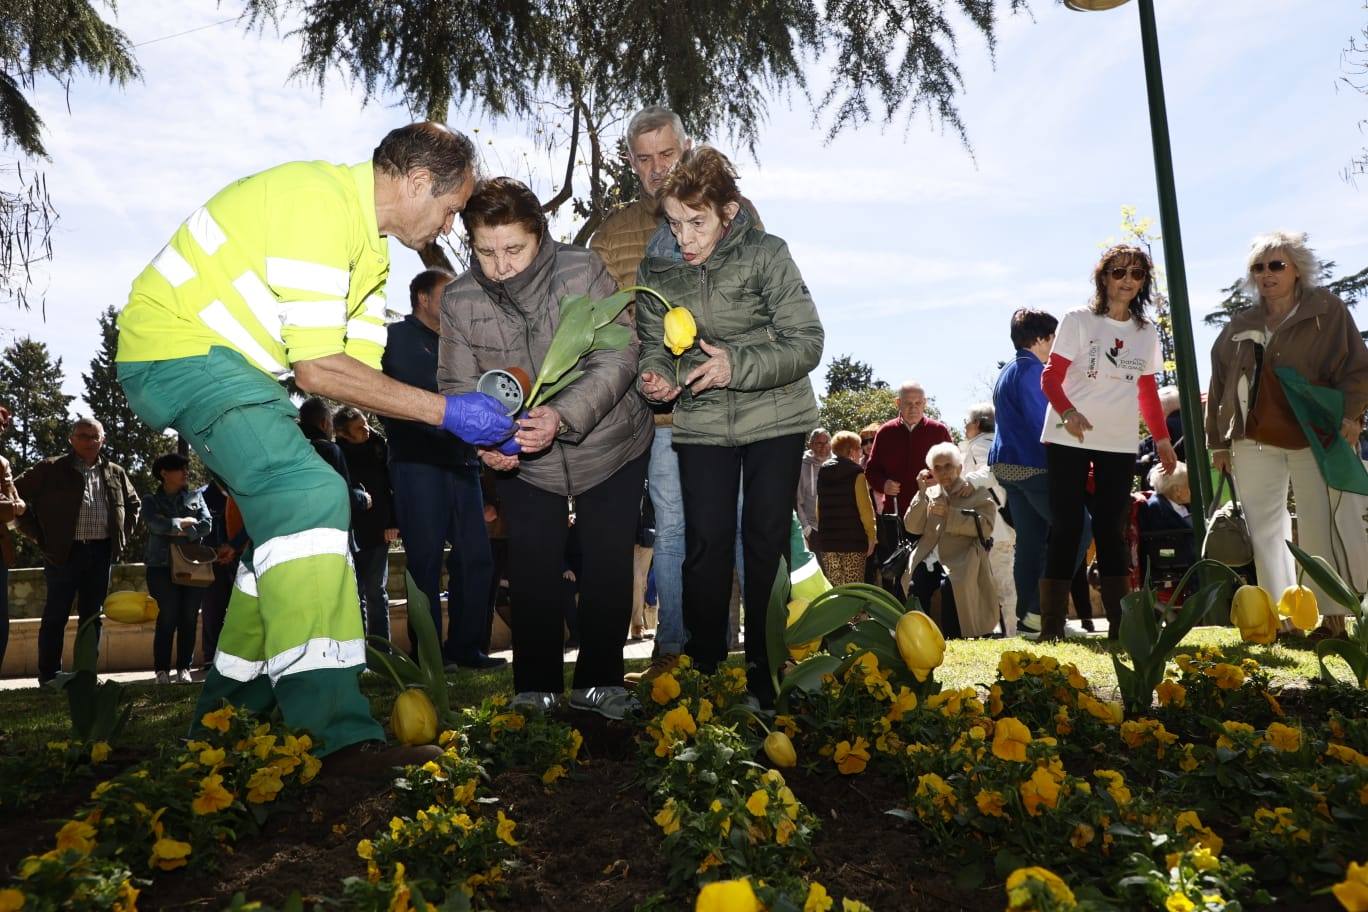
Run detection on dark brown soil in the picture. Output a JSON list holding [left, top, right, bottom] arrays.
[[0, 711, 1337, 911]]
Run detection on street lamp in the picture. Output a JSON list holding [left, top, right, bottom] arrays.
[[1064, 0, 1214, 551]]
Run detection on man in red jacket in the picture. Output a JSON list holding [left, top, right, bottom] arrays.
[[865, 382, 954, 519]]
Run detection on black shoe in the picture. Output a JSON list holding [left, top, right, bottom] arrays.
[[445, 651, 508, 672], [1080, 618, 1095, 633]]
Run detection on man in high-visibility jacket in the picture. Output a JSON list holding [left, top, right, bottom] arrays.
[[117, 122, 515, 769]]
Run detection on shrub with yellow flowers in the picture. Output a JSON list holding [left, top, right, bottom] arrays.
[[344, 802, 520, 909], [1157, 648, 1284, 739], [1114, 846, 1266, 911], [0, 737, 115, 813], [456, 695, 585, 777], [0, 852, 140, 912]]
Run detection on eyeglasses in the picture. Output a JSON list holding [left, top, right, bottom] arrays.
[[1108, 266, 1148, 281], [1250, 260, 1288, 274]]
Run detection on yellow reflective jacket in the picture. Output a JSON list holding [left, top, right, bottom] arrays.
[[117, 160, 389, 375]]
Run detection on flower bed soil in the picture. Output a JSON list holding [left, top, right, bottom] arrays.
[[0, 712, 1005, 910]]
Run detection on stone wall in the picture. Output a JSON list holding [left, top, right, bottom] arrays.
[[0, 548, 512, 679]]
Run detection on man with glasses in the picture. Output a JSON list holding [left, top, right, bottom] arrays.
[[16, 418, 141, 686]]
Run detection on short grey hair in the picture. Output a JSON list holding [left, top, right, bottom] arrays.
[[898, 381, 925, 398], [1244, 230, 1319, 300], [626, 106, 687, 150], [926, 441, 962, 469], [808, 427, 830, 445], [1157, 385, 1181, 416], [72, 416, 104, 435], [965, 402, 994, 433], [1149, 460, 1188, 497]]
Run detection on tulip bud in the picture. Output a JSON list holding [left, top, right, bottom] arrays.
[[391, 689, 438, 745], [663, 307, 697, 356], [1230, 585, 1278, 644], [103, 590, 158, 624], [785, 598, 821, 662], [763, 731, 797, 768], [895, 611, 945, 682], [1277, 585, 1319, 632]]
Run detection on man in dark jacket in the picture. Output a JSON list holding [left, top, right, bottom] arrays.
[[382, 269, 504, 671], [15, 417, 141, 685], [335, 406, 398, 643]]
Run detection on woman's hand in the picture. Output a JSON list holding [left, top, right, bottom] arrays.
[[174, 517, 197, 533], [1155, 439, 1178, 475], [1342, 417, 1363, 450], [479, 448, 520, 471], [1061, 409, 1093, 443], [916, 469, 933, 493], [640, 370, 681, 403], [683, 340, 731, 394], [928, 499, 948, 518], [515, 406, 560, 454], [1211, 449, 1232, 475]]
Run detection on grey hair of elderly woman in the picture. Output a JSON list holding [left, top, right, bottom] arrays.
[[965, 402, 994, 434], [925, 440, 962, 469], [1243, 231, 1319, 299], [1149, 460, 1188, 497]]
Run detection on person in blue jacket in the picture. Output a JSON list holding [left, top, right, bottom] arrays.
[[988, 309, 1091, 637]]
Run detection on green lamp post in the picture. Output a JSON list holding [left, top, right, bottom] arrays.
[[1064, 0, 1213, 551]]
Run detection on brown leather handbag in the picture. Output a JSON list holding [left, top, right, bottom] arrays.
[[1244, 346, 1306, 449], [171, 541, 217, 587]]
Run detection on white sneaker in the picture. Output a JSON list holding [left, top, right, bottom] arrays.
[[155, 671, 172, 685], [174, 669, 194, 684], [510, 691, 560, 713], [569, 686, 638, 721], [1017, 613, 1042, 640]]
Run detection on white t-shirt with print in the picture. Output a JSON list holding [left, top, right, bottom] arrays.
[[1039, 307, 1161, 454]]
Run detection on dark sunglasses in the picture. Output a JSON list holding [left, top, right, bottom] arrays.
[[1250, 260, 1288, 274], [860, 438, 874, 446], [1108, 266, 1148, 281]]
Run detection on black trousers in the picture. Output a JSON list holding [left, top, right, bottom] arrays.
[[1045, 444, 1132, 579], [38, 539, 112, 682], [676, 433, 804, 703], [497, 451, 648, 694], [200, 558, 237, 666]]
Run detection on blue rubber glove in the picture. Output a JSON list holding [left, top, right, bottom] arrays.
[[441, 393, 517, 446], [496, 435, 522, 456]]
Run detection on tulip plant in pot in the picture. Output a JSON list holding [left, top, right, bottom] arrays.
[[1286, 540, 1368, 687], [1111, 559, 1241, 715], [365, 571, 454, 745], [763, 560, 947, 714]]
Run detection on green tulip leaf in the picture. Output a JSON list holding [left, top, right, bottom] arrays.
[[1288, 540, 1363, 614], [1315, 639, 1368, 686], [784, 593, 869, 645]]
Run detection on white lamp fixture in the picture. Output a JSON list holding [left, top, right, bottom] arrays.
[[1062, 0, 1132, 9]]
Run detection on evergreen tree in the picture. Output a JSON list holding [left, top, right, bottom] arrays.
[[2, 1, 140, 309], [240, 0, 1027, 248], [824, 355, 887, 395], [0, 337, 73, 472], [81, 304, 174, 496]]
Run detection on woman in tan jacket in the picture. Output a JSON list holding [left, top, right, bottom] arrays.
[[1206, 231, 1368, 636], [903, 441, 1000, 638]]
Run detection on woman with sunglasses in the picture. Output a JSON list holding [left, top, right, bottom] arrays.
[[1207, 231, 1368, 639], [1036, 244, 1175, 641]]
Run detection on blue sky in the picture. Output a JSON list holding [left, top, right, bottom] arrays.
[[4, 0, 1365, 431]]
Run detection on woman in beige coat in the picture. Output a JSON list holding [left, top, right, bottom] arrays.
[[903, 442, 1000, 638]]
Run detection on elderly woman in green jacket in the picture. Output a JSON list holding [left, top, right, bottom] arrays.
[[635, 146, 824, 706]]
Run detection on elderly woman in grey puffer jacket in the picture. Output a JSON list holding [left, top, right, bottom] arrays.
[[635, 146, 823, 706], [437, 177, 652, 720]]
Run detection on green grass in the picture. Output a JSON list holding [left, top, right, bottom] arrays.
[[0, 627, 1337, 756]]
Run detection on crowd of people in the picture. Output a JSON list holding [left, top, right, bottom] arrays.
[[0, 107, 1364, 773]]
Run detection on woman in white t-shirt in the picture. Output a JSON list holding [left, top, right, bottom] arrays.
[[1037, 244, 1177, 640]]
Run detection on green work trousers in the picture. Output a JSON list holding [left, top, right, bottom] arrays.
[[119, 346, 383, 754]]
